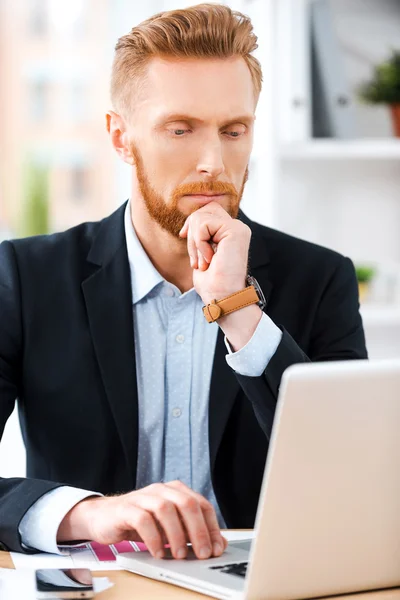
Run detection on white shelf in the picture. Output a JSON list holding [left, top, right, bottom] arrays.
[[280, 139, 400, 161], [361, 306, 400, 327]]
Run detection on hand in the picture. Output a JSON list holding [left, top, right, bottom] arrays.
[[57, 480, 228, 560], [179, 202, 251, 305], [180, 201, 263, 351]]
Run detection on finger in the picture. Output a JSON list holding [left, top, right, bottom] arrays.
[[197, 241, 214, 267], [191, 219, 221, 265], [195, 200, 234, 218], [179, 218, 189, 238], [197, 251, 208, 271], [199, 500, 225, 556], [122, 505, 164, 559], [166, 481, 225, 557], [148, 483, 212, 559], [122, 529, 167, 545], [130, 494, 188, 559], [187, 222, 198, 269]]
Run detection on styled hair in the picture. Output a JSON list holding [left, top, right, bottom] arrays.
[[110, 3, 262, 117]]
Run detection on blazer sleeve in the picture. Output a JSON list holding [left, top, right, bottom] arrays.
[[0, 241, 63, 553], [235, 256, 368, 438]]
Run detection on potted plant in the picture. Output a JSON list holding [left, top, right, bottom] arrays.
[[355, 265, 376, 303], [358, 50, 400, 137]]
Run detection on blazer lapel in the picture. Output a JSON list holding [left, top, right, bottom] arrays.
[[208, 210, 273, 470], [82, 203, 138, 489]]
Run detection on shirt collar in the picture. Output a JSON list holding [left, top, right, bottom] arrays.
[[124, 200, 164, 304]]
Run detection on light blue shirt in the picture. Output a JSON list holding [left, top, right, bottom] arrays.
[[19, 202, 282, 553]]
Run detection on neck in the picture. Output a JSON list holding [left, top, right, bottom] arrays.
[[130, 200, 193, 294]]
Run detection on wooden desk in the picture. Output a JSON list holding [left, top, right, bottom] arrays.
[[0, 551, 211, 599], [2, 551, 400, 600]]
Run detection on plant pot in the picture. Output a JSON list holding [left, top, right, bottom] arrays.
[[390, 104, 400, 137], [358, 282, 370, 303]]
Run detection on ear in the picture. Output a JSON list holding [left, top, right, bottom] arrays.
[[106, 110, 134, 165]]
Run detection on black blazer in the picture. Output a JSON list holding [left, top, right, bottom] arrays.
[[0, 202, 367, 552]]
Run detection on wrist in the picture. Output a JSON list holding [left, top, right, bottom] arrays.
[[57, 495, 103, 543], [218, 304, 263, 352], [201, 280, 247, 306]]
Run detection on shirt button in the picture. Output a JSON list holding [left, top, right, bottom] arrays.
[[172, 407, 182, 418], [176, 334, 185, 343], [165, 287, 174, 297]]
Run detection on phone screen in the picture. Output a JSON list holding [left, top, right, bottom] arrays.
[[35, 568, 94, 598]]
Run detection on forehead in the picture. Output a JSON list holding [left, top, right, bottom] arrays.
[[138, 56, 256, 122]]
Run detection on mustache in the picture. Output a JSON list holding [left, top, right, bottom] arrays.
[[172, 181, 238, 198]]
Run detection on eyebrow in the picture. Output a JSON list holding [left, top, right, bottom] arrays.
[[156, 113, 255, 127]]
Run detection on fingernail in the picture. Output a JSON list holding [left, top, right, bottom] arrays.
[[213, 542, 223, 556], [199, 546, 211, 559], [155, 550, 164, 559], [176, 547, 187, 559]]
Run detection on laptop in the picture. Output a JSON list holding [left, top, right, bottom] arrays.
[[117, 359, 400, 600]]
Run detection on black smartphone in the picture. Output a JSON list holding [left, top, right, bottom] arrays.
[[35, 568, 94, 599]]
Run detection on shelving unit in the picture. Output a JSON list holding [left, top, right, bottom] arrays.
[[241, 0, 400, 360], [361, 306, 400, 327]]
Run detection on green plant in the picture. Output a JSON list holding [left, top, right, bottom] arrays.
[[358, 50, 400, 104], [20, 162, 49, 237], [355, 265, 376, 284]]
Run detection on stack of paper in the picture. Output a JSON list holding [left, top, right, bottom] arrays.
[[0, 569, 112, 599]]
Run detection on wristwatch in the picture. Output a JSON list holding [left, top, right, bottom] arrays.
[[202, 275, 266, 323]]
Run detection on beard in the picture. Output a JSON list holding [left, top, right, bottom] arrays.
[[130, 143, 249, 239]]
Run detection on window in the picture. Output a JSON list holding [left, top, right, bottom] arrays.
[[71, 166, 87, 201], [30, 80, 49, 122], [30, 0, 48, 36], [48, 0, 85, 37], [69, 82, 86, 122]]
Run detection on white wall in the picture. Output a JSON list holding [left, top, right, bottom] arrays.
[[0, 408, 26, 477]]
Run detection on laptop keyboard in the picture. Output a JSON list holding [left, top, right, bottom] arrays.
[[209, 561, 248, 579]]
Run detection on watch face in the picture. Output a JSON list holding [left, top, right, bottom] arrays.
[[247, 275, 267, 310]]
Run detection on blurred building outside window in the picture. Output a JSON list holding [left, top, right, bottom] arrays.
[[48, 0, 85, 38], [29, 0, 48, 37], [69, 81, 86, 122], [30, 80, 49, 121], [0, 0, 116, 238], [71, 166, 88, 202]]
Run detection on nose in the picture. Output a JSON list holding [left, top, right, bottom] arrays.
[[196, 139, 225, 179]]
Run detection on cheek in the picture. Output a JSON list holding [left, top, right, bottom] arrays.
[[223, 148, 250, 183], [223, 136, 252, 165], [148, 143, 198, 198], [149, 140, 197, 177], [141, 154, 183, 203]]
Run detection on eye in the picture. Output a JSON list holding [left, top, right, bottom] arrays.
[[224, 129, 245, 138], [172, 129, 189, 136]]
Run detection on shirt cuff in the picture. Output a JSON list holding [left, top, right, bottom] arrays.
[[224, 312, 283, 377], [19, 486, 102, 555]]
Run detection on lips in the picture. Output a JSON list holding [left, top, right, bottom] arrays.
[[186, 193, 226, 198], [185, 194, 226, 204]]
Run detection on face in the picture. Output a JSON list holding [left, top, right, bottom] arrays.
[[115, 56, 256, 238]]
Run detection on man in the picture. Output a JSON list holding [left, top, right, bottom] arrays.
[[0, 3, 367, 561]]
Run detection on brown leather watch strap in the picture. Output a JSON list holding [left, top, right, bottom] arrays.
[[202, 285, 259, 323]]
